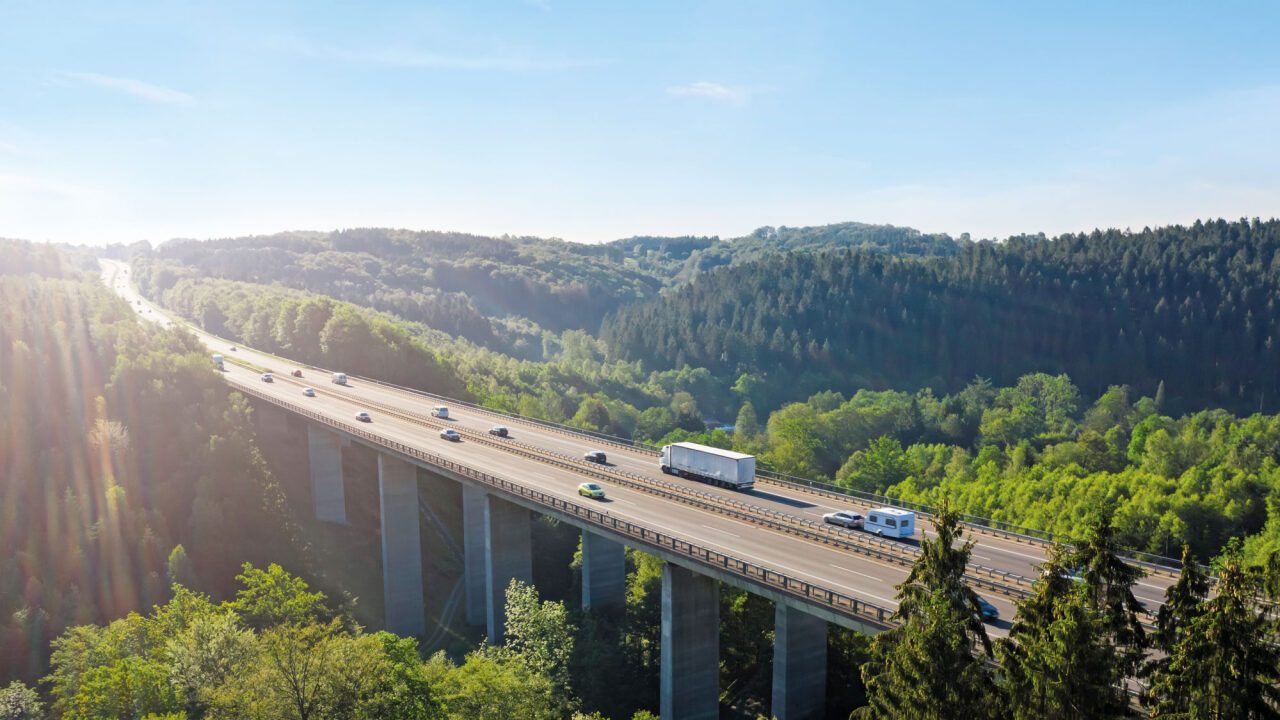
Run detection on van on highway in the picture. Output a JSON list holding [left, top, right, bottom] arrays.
[[864, 507, 916, 538], [212, 354, 224, 371], [431, 406, 449, 419], [332, 372, 348, 385]]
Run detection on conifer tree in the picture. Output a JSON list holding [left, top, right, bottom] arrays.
[[857, 504, 1002, 718], [1148, 543, 1280, 718], [1068, 512, 1147, 673], [1000, 547, 1125, 719]]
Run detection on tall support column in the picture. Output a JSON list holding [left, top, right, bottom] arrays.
[[462, 485, 488, 626], [307, 425, 346, 524], [484, 494, 533, 644], [772, 604, 828, 720], [661, 564, 720, 720], [379, 454, 425, 637], [581, 530, 626, 612]]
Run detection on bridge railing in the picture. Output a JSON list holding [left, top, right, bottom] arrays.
[[172, 301, 1186, 577], [233, 380, 896, 629]]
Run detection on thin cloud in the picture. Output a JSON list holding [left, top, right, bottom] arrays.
[[666, 81, 750, 105], [59, 71, 194, 106]]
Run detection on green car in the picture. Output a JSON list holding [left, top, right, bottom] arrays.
[[577, 482, 605, 499]]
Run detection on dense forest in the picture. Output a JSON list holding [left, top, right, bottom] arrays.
[[597, 222, 961, 283], [132, 220, 1280, 567], [119, 221, 961, 358], [0, 242, 304, 685], [604, 218, 1280, 416]]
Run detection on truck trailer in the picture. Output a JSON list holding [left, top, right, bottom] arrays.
[[660, 442, 756, 490]]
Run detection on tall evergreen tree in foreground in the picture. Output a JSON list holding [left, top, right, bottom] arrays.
[[856, 505, 1002, 719], [1147, 542, 1280, 718], [1068, 512, 1148, 675], [999, 547, 1126, 719]]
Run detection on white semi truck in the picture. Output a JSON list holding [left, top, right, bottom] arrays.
[[660, 442, 756, 490]]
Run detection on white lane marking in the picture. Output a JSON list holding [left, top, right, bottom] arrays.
[[700, 524, 740, 538], [972, 553, 992, 561], [829, 564, 882, 582]]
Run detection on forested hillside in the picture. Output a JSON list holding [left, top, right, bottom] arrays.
[[600, 221, 961, 282], [0, 242, 304, 684], [128, 228, 665, 352], [604, 218, 1280, 416], [122, 221, 960, 358]]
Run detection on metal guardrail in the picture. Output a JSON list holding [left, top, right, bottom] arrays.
[[278, 373, 1039, 601], [331, 372, 1188, 577], [229, 378, 897, 629], [150, 282, 1185, 579]]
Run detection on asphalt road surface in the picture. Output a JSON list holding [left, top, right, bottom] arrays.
[[100, 259, 1179, 631]]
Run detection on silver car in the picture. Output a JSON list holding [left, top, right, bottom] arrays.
[[822, 511, 864, 529]]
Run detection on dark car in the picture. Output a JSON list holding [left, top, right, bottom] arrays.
[[584, 450, 607, 464], [489, 426, 509, 437], [975, 596, 999, 622]]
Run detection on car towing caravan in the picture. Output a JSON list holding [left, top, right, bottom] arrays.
[[864, 507, 916, 538], [332, 372, 348, 385], [431, 405, 450, 420]]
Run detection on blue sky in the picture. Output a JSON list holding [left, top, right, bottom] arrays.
[[2, 1, 1278, 245]]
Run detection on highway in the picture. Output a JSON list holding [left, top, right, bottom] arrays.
[[101, 260, 1178, 631]]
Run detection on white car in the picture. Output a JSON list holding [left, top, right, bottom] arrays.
[[302, 388, 316, 397], [354, 411, 371, 422], [440, 429, 461, 441], [823, 511, 864, 529]]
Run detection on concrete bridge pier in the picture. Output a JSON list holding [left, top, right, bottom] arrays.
[[661, 564, 720, 720], [462, 485, 488, 626], [379, 454, 426, 637], [581, 530, 626, 612], [484, 494, 533, 643], [307, 424, 347, 524], [771, 604, 828, 720]]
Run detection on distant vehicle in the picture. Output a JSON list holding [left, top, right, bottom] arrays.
[[354, 411, 371, 422], [431, 405, 450, 419], [291, 369, 303, 378], [863, 508, 916, 538], [302, 388, 316, 397], [577, 482, 605, 499], [440, 428, 461, 441], [229, 346, 236, 351], [660, 442, 755, 490], [489, 426, 509, 437], [975, 595, 999, 622], [332, 372, 348, 385], [261, 373, 273, 383], [212, 354, 224, 370], [823, 511, 864, 529], [584, 450, 607, 464]]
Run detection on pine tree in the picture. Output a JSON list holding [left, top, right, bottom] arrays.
[[999, 547, 1126, 719], [1068, 512, 1147, 674], [857, 504, 1001, 718], [897, 502, 992, 654], [1148, 542, 1280, 718], [1142, 544, 1209, 704]]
